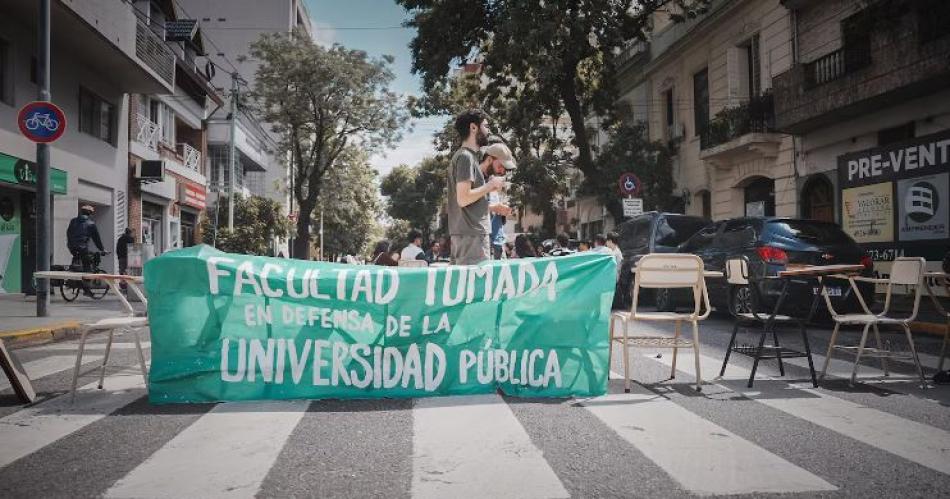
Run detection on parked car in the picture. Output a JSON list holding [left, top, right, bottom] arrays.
[[666, 217, 875, 315], [615, 212, 711, 308]]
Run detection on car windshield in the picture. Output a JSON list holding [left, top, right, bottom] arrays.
[[655, 216, 710, 249], [765, 220, 854, 245]]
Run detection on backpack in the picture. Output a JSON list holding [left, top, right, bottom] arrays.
[[66, 216, 88, 251]]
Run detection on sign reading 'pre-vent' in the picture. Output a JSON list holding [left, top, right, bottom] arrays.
[[839, 130, 950, 188]]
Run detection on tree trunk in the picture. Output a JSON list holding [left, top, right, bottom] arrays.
[[293, 209, 312, 260], [559, 65, 594, 177]]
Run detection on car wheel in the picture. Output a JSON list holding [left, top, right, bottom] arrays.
[[731, 285, 753, 315], [655, 288, 676, 312]]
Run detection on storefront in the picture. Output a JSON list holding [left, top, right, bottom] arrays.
[[0, 152, 68, 294], [837, 129, 950, 266], [177, 181, 206, 247]]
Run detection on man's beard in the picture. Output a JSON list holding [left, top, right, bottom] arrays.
[[476, 129, 489, 147]]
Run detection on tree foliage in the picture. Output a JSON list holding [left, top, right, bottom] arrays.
[[584, 121, 679, 221], [201, 195, 293, 255], [397, 0, 710, 177], [248, 31, 410, 258], [384, 218, 414, 252], [315, 149, 382, 257], [379, 156, 447, 241]]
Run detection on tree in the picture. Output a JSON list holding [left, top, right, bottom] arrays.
[[380, 156, 448, 241], [315, 148, 382, 258], [249, 31, 410, 259], [584, 120, 679, 221], [384, 218, 413, 252], [202, 195, 293, 255], [397, 0, 710, 177]]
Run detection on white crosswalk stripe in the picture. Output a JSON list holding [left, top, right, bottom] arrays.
[[644, 350, 950, 475], [583, 383, 837, 495], [0, 370, 145, 469], [412, 394, 569, 499], [104, 400, 310, 498], [0, 354, 100, 391]]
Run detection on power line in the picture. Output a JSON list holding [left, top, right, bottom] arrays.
[[203, 25, 410, 31]]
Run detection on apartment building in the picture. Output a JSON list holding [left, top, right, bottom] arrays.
[[127, 0, 221, 257], [773, 0, 950, 270], [0, 0, 174, 292], [617, 0, 796, 223]]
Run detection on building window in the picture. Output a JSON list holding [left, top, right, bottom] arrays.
[[0, 38, 11, 105], [841, 12, 872, 72], [801, 176, 834, 223], [742, 34, 761, 99], [743, 177, 775, 217], [693, 68, 709, 138], [664, 88, 675, 140], [917, 0, 950, 44], [878, 122, 915, 146], [699, 190, 711, 219], [78, 87, 116, 145]]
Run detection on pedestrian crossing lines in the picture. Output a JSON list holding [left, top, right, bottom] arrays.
[[1, 338, 950, 498]]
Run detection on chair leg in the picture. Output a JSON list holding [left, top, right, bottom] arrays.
[[748, 327, 768, 388], [850, 324, 871, 386], [133, 328, 149, 385], [607, 316, 615, 370], [719, 321, 740, 378], [98, 328, 116, 389], [772, 326, 785, 377], [819, 323, 841, 382], [671, 320, 681, 380], [70, 329, 89, 404], [622, 320, 631, 394], [871, 323, 889, 376], [800, 321, 818, 388], [691, 320, 702, 392], [901, 323, 927, 389]]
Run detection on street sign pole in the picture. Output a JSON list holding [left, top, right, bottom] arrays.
[[36, 0, 51, 317], [227, 72, 238, 230]]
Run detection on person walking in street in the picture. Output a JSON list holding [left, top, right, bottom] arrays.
[[66, 205, 105, 297], [400, 229, 427, 262], [446, 109, 505, 265], [116, 228, 133, 276], [483, 142, 517, 259]]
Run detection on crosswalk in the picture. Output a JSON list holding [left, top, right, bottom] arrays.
[[1, 330, 949, 498]]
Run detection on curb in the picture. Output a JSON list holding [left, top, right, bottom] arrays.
[[0, 321, 82, 347]]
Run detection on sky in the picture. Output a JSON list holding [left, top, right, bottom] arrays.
[[303, 0, 448, 177]]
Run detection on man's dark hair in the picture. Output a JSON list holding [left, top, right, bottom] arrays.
[[607, 231, 620, 244], [408, 229, 422, 242], [454, 109, 489, 140], [556, 233, 569, 247], [593, 234, 607, 246]]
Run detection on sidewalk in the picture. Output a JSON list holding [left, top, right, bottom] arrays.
[[0, 293, 146, 346]]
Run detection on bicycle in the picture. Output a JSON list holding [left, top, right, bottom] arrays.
[[54, 251, 110, 302], [24, 112, 60, 132]]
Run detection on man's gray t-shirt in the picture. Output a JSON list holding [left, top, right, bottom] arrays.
[[447, 146, 490, 235]]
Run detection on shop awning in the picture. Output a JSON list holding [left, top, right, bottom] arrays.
[[0, 152, 68, 195]]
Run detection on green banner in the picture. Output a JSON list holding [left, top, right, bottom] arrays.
[[144, 245, 616, 403], [0, 152, 68, 195]]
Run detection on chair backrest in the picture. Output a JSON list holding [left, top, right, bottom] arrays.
[[398, 260, 428, 268], [634, 253, 705, 289], [889, 257, 924, 285], [725, 257, 749, 285]]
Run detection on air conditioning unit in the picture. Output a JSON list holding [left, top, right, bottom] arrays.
[[135, 160, 165, 184]]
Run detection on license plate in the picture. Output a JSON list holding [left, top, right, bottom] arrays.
[[814, 286, 842, 297]]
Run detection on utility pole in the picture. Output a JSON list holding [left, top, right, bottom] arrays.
[[35, 0, 51, 317], [227, 72, 239, 230]]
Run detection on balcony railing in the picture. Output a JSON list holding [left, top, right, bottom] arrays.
[[134, 114, 161, 152], [135, 15, 175, 86], [803, 44, 871, 89], [700, 93, 775, 150], [178, 143, 201, 172]]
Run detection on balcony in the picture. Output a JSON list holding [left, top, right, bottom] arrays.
[[134, 14, 176, 88], [699, 93, 783, 165], [178, 143, 201, 173], [773, 6, 950, 134], [131, 114, 161, 158]]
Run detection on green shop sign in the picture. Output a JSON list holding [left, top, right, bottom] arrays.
[[144, 245, 616, 403], [0, 152, 68, 195]]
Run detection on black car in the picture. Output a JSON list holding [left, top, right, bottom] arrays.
[[667, 217, 875, 315], [615, 211, 711, 307]]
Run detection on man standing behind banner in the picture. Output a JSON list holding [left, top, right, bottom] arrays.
[[484, 142, 517, 259], [447, 109, 505, 264]]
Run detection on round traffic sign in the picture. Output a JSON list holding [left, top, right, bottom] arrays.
[[618, 172, 641, 196], [17, 101, 67, 143]]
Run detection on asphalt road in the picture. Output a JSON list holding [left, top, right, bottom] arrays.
[[1, 314, 948, 498]]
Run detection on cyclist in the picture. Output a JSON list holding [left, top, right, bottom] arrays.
[[66, 204, 105, 297]]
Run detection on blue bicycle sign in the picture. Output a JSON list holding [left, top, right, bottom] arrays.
[[17, 101, 67, 143]]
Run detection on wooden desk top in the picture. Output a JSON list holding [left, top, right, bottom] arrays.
[[777, 264, 865, 278]]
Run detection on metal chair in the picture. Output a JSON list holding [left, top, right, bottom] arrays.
[[398, 260, 428, 268], [609, 254, 710, 392], [71, 316, 149, 402], [719, 257, 818, 387], [819, 257, 928, 388]]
